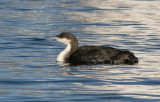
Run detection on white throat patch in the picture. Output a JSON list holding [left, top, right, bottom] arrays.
[[56, 38, 72, 62], [56, 38, 71, 45]]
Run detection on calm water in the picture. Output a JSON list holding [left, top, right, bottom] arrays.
[[0, 0, 160, 102]]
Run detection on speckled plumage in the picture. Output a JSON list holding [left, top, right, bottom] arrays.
[[68, 46, 138, 65], [54, 32, 138, 65]]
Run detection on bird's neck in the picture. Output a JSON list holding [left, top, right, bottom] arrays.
[[57, 42, 78, 62]]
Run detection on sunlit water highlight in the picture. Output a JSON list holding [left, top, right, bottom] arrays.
[[0, 0, 160, 102]]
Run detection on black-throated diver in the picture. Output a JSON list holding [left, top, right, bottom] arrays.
[[54, 32, 138, 65]]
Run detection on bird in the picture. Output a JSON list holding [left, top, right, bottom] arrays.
[[52, 32, 138, 65]]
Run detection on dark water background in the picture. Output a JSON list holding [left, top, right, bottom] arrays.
[[0, 0, 160, 102]]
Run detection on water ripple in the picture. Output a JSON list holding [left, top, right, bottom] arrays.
[[0, 0, 160, 102]]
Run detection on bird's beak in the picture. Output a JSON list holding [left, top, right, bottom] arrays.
[[45, 36, 57, 39]]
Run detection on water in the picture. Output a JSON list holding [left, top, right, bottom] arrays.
[[0, 0, 160, 101]]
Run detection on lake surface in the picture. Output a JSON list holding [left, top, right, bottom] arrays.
[[0, 0, 160, 102]]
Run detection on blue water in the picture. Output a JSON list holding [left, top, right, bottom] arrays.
[[0, 0, 160, 102]]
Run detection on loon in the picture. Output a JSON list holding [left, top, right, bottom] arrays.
[[53, 32, 138, 65]]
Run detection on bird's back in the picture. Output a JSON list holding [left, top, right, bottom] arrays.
[[68, 46, 138, 65]]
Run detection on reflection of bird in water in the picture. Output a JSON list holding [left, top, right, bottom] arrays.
[[52, 32, 138, 65]]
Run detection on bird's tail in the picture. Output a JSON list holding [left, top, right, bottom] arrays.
[[112, 51, 138, 64]]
